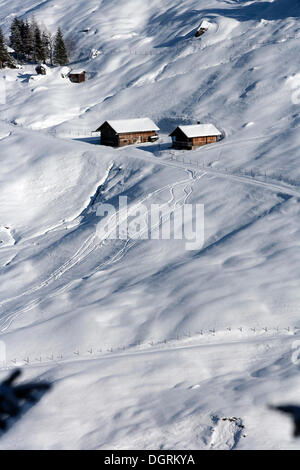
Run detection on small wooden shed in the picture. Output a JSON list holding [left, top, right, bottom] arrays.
[[0, 46, 16, 69], [96, 118, 160, 147], [69, 70, 86, 83], [195, 20, 211, 37], [170, 123, 222, 150]]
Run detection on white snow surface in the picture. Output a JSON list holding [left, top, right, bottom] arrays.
[[0, 0, 299, 450]]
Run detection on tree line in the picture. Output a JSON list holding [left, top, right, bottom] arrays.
[[0, 17, 71, 68]]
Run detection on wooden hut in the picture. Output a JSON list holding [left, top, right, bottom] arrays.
[[170, 123, 222, 150], [0, 46, 16, 69], [195, 20, 211, 37], [69, 70, 86, 83], [96, 118, 160, 147], [195, 28, 207, 37]]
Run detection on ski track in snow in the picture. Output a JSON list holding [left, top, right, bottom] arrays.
[[2, 0, 300, 450], [1, 140, 299, 332], [1, 137, 299, 333], [0, 169, 204, 331]]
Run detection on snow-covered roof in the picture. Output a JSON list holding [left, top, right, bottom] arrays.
[[99, 118, 160, 133], [61, 66, 71, 74], [70, 70, 86, 75], [172, 124, 222, 138], [199, 20, 212, 30]]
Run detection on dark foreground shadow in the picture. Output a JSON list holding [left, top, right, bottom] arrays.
[[270, 404, 300, 437], [0, 369, 51, 434]]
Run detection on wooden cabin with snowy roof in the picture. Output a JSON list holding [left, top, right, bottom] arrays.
[[170, 123, 222, 150], [195, 20, 211, 37], [69, 70, 86, 83], [96, 118, 160, 147]]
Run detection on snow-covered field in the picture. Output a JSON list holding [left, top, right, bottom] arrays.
[[0, 0, 300, 449]]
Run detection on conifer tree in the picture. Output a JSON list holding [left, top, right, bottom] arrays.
[[19, 19, 28, 55], [0, 27, 11, 68], [10, 17, 23, 60], [23, 20, 34, 60], [53, 28, 68, 65], [42, 31, 51, 64], [33, 25, 46, 62]]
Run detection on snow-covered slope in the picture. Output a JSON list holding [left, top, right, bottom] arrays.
[[0, 0, 300, 449]]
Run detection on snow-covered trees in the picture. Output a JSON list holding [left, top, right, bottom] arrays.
[[10, 18, 23, 60], [33, 24, 46, 63], [22, 20, 34, 59], [10, 17, 41, 62], [41, 31, 52, 65], [7, 17, 69, 66], [53, 28, 68, 65], [0, 27, 12, 68]]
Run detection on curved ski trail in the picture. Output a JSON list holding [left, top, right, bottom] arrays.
[[0, 170, 204, 331]]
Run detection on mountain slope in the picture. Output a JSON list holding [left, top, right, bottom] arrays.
[[0, 0, 300, 449]]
